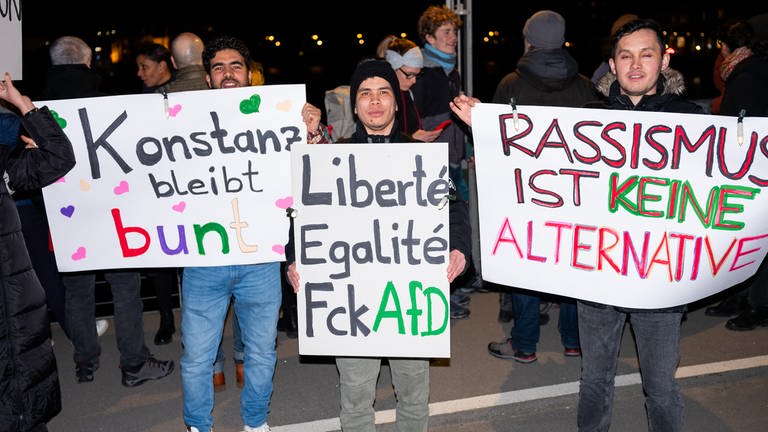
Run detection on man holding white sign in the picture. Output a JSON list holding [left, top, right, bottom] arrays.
[[451, 18, 705, 432], [287, 59, 470, 432]]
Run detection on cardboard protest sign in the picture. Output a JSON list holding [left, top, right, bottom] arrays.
[[0, 0, 23, 78], [291, 142, 452, 357], [40, 85, 306, 271], [471, 103, 768, 309]]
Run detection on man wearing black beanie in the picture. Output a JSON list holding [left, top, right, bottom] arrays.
[[286, 58, 471, 431]]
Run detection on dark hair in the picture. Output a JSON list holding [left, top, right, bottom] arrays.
[[202, 36, 252, 74], [719, 19, 755, 51], [609, 18, 666, 59], [136, 43, 173, 70]]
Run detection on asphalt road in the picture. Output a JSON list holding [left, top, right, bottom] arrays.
[[47, 288, 768, 432]]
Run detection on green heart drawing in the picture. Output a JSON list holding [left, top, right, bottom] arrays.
[[51, 110, 67, 129], [239, 94, 261, 114]]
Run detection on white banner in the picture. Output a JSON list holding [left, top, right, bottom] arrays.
[[0, 0, 23, 78], [40, 85, 306, 271], [291, 142, 452, 357], [472, 103, 768, 309]]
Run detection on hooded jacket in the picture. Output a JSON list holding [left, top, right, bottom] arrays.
[[1, 106, 75, 430], [492, 47, 597, 107]]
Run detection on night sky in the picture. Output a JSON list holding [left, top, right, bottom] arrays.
[[18, 1, 767, 104]]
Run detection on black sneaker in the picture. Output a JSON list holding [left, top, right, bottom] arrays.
[[705, 295, 748, 317], [76, 361, 99, 383], [487, 338, 537, 363], [725, 307, 768, 331], [121, 356, 175, 387], [450, 301, 470, 319]]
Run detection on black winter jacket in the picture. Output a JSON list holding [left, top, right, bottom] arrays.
[[1, 106, 75, 430]]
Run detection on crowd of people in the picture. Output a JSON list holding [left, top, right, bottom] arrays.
[[1, 4, 767, 432]]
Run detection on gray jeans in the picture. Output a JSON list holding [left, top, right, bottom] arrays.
[[577, 301, 684, 432], [336, 357, 429, 432]]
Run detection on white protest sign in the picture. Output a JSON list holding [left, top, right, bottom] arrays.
[[291, 142, 451, 357], [40, 85, 306, 271], [472, 103, 768, 309], [0, 0, 23, 78]]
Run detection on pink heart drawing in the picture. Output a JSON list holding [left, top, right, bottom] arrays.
[[272, 244, 285, 255], [172, 201, 186, 212], [169, 104, 182, 117], [60, 205, 75, 218], [71, 246, 86, 260], [114, 180, 129, 195], [56, 177, 66, 183], [275, 196, 293, 209]]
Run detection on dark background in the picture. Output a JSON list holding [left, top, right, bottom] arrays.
[[17, 1, 768, 117]]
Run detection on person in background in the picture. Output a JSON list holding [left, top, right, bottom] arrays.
[[18, 35, 110, 342], [44, 35, 175, 387], [136, 42, 174, 93], [287, 58, 471, 432], [411, 4, 477, 319], [250, 60, 265, 86], [162, 32, 208, 93], [487, 9, 594, 364], [1, 71, 73, 432], [706, 17, 768, 331]]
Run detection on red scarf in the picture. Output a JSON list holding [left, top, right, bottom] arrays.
[[720, 46, 753, 82]]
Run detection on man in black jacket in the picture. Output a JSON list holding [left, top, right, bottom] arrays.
[[287, 59, 471, 432]]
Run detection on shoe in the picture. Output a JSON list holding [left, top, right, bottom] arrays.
[[154, 311, 176, 345], [96, 319, 109, 337], [186, 427, 212, 432], [539, 312, 550, 325], [450, 301, 470, 319], [487, 338, 537, 363], [75, 361, 99, 383], [450, 292, 471, 306], [705, 295, 749, 317], [121, 356, 174, 387], [213, 371, 226, 391], [725, 307, 768, 331], [277, 314, 298, 339], [243, 423, 271, 432], [498, 308, 514, 323], [564, 347, 582, 357], [235, 362, 244, 388]]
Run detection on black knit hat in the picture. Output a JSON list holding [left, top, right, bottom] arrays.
[[349, 59, 401, 113]]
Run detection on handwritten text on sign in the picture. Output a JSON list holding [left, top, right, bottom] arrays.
[[291, 143, 451, 357], [40, 85, 306, 271], [472, 104, 768, 309]]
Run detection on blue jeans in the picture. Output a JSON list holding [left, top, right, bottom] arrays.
[[181, 263, 281, 430], [336, 357, 429, 432], [63, 271, 148, 369], [577, 301, 684, 432], [214, 307, 244, 373], [509, 291, 579, 353]]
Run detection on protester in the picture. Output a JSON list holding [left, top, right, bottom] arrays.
[[0, 71, 74, 432], [287, 58, 471, 432]]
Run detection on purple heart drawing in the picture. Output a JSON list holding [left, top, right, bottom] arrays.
[[275, 196, 293, 209], [272, 244, 285, 255], [114, 180, 129, 195], [60, 205, 75, 218]]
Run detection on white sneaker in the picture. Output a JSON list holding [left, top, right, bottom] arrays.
[[243, 424, 271, 432], [96, 319, 109, 337]]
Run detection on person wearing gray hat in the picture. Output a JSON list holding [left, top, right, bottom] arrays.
[[488, 9, 596, 365]]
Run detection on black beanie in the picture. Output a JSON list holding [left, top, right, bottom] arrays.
[[349, 59, 401, 113]]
